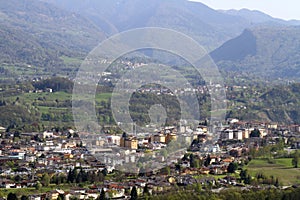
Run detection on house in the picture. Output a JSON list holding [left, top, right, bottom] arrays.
[[241, 128, 250, 139], [222, 157, 234, 165], [107, 184, 125, 199], [85, 190, 99, 199], [221, 176, 237, 185], [210, 155, 220, 164], [291, 138, 300, 149], [124, 138, 138, 150], [43, 131, 54, 139], [259, 128, 268, 138], [176, 175, 197, 186], [198, 125, 208, 133], [0, 126, 6, 133], [1, 180, 15, 188], [233, 130, 243, 140], [29, 195, 43, 200], [135, 179, 147, 187], [166, 133, 177, 144], [45, 88, 53, 93], [106, 135, 121, 146], [210, 166, 226, 175], [199, 167, 210, 175], [64, 154, 74, 159], [181, 168, 198, 175], [47, 191, 60, 200], [120, 134, 138, 150], [22, 180, 36, 187], [267, 123, 278, 130], [64, 193, 72, 200], [181, 161, 190, 168], [68, 191, 85, 200], [68, 188, 88, 199], [228, 118, 239, 124], [61, 142, 76, 149], [220, 129, 234, 140], [153, 134, 166, 144], [199, 177, 216, 186]]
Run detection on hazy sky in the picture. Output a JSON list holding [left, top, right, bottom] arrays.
[[191, 0, 300, 20]]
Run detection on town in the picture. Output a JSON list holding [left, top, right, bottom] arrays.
[[0, 117, 299, 200]]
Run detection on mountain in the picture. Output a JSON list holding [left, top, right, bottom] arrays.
[[44, 0, 300, 51], [211, 26, 300, 80], [2, 0, 300, 80], [0, 0, 105, 76], [221, 9, 300, 26], [43, 0, 253, 50]]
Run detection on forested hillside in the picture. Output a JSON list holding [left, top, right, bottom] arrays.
[[211, 27, 300, 80], [0, 0, 105, 79]]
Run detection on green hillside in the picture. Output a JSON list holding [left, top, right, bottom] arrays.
[[0, 0, 105, 79], [211, 27, 300, 80]]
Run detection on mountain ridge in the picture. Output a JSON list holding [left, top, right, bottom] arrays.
[[0, 0, 106, 76], [1, 0, 300, 81], [43, 0, 253, 50], [211, 26, 300, 80], [221, 8, 300, 26]]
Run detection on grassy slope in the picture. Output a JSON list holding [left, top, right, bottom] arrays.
[[3, 91, 112, 127], [245, 158, 300, 185]]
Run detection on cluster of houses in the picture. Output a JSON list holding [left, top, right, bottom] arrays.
[[0, 118, 300, 199], [219, 119, 300, 144], [104, 127, 179, 150]]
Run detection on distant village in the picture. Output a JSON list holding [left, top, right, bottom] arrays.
[[0, 117, 300, 199]]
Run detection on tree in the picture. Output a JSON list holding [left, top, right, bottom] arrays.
[[275, 178, 280, 187], [189, 154, 200, 168], [182, 153, 189, 161], [240, 169, 247, 181], [7, 193, 18, 200], [250, 129, 261, 138], [41, 173, 50, 186], [76, 169, 83, 183], [244, 175, 252, 184], [143, 184, 150, 196], [35, 181, 42, 190], [204, 154, 211, 167], [21, 195, 28, 200], [292, 150, 299, 168], [130, 186, 138, 200], [97, 188, 106, 200], [14, 175, 22, 183], [101, 168, 108, 176], [67, 169, 77, 183], [161, 166, 170, 175], [58, 194, 65, 200], [175, 163, 181, 172], [227, 162, 238, 173]]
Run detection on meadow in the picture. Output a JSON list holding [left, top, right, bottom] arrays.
[[245, 158, 300, 185]]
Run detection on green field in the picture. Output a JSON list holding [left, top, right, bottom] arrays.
[[245, 158, 300, 185], [0, 184, 78, 198], [96, 93, 112, 103], [2, 91, 112, 128], [60, 56, 83, 66], [27, 91, 71, 101], [6, 91, 111, 107]]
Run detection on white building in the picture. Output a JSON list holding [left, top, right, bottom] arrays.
[[106, 135, 121, 146], [43, 131, 54, 138], [233, 130, 243, 140], [220, 129, 234, 140]]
